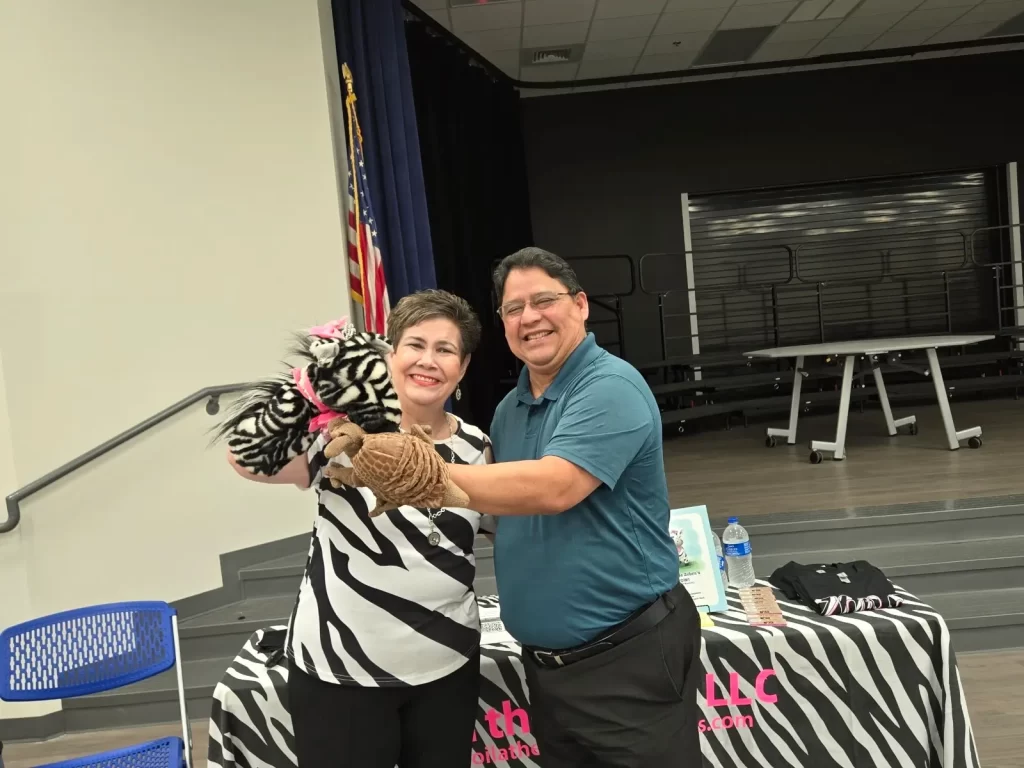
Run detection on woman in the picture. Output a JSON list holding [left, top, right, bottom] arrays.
[[228, 289, 492, 768]]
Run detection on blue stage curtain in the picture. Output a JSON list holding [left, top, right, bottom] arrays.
[[404, 19, 535, 430], [332, 0, 436, 300]]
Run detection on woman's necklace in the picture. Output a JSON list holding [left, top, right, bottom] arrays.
[[426, 413, 456, 547]]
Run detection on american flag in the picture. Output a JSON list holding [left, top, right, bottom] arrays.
[[344, 64, 390, 335]]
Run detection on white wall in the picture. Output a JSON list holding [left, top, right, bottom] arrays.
[[0, 0, 352, 720]]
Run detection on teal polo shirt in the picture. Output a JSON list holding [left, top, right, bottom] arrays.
[[490, 333, 679, 650]]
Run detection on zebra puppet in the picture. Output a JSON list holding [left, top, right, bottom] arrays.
[[213, 317, 402, 476]]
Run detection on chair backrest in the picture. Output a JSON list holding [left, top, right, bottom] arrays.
[[0, 601, 178, 702]]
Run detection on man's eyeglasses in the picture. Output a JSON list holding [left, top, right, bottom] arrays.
[[497, 292, 574, 320]]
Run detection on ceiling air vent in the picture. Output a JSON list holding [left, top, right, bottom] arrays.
[[532, 48, 572, 64], [520, 44, 583, 67]]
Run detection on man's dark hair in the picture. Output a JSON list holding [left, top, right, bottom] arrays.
[[492, 247, 584, 300]]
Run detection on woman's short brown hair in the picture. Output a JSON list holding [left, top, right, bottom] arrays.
[[386, 289, 482, 360]]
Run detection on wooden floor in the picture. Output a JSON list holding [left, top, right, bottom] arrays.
[[664, 398, 1024, 517], [4, 650, 1021, 767]]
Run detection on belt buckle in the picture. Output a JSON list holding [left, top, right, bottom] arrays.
[[533, 649, 565, 668]]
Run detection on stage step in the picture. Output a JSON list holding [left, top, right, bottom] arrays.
[[710, 494, 1024, 553], [752, 535, 1024, 597], [61, 657, 226, 732], [236, 539, 495, 600], [178, 594, 294, 661], [927, 587, 1024, 653]]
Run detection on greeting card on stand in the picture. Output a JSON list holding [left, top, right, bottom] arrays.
[[669, 505, 728, 614]]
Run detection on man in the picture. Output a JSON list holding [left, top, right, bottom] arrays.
[[444, 247, 702, 768]]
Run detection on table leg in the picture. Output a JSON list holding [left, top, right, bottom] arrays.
[[810, 354, 855, 461], [926, 348, 983, 450], [766, 355, 804, 446], [871, 366, 916, 436]]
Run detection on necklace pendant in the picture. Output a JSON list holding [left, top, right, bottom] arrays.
[[428, 531, 441, 546]]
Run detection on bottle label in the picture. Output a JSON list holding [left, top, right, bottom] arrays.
[[718, 555, 726, 572], [724, 541, 751, 557]]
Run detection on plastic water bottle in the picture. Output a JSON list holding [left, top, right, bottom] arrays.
[[722, 516, 756, 588], [711, 530, 727, 586]]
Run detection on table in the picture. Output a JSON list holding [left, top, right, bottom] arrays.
[[207, 588, 979, 768], [744, 335, 994, 463]]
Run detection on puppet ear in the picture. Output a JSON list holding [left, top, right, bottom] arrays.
[[310, 338, 341, 366], [365, 333, 393, 356]]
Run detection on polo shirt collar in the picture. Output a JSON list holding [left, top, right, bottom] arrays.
[[516, 333, 602, 405]]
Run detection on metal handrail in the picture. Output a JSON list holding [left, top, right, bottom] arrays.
[[792, 229, 969, 285], [638, 245, 796, 297], [1, 382, 252, 534]]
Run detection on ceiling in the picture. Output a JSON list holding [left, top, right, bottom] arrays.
[[408, 0, 1024, 92]]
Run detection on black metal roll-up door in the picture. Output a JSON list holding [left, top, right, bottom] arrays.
[[664, 169, 1000, 357]]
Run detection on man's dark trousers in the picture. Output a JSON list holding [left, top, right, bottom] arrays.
[[522, 583, 702, 768]]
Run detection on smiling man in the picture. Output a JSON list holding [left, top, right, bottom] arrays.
[[444, 247, 703, 768]]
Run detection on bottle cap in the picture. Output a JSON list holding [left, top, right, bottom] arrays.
[[727, 516, 738, 524]]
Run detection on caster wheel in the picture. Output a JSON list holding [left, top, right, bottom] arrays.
[[909, 422, 918, 436], [765, 436, 777, 448], [809, 450, 823, 464], [968, 436, 982, 449]]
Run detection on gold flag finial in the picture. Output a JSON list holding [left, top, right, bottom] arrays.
[[342, 62, 356, 98]]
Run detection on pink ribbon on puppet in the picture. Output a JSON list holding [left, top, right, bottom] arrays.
[[308, 317, 354, 341], [292, 365, 345, 433], [292, 316, 354, 432]]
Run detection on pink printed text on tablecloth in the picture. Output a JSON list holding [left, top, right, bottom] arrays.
[[472, 699, 539, 764], [700, 669, 778, 733]]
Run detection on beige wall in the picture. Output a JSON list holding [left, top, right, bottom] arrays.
[[0, 0, 352, 719]]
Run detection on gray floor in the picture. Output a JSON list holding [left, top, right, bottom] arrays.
[[664, 399, 1024, 516]]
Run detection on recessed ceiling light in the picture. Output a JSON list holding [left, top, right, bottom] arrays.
[[448, 0, 518, 6], [818, 0, 860, 20], [789, 0, 831, 23], [788, 0, 860, 23]]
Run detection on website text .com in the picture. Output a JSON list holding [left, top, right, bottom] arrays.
[[699, 714, 756, 732]]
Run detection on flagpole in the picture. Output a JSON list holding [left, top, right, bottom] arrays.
[[342, 62, 370, 332]]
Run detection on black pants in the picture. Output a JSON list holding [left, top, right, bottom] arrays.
[[286, 649, 480, 768], [523, 583, 702, 768]]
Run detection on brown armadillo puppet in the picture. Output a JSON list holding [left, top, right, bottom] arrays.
[[322, 418, 470, 517]]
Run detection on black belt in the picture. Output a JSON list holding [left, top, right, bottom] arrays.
[[526, 588, 677, 670]]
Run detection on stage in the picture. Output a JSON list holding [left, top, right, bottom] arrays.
[[663, 398, 1024, 517]]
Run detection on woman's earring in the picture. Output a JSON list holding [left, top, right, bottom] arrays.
[[455, 384, 462, 401]]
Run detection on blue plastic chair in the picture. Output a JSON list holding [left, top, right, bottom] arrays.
[[0, 601, 192, 768]]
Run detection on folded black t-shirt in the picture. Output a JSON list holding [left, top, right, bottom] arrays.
[[769, 560, 904, 616]]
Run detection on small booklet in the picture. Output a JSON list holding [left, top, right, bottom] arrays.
[[738, 586, 787, 626]]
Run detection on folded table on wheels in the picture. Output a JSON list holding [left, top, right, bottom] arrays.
[[744, 334, 993, 463]]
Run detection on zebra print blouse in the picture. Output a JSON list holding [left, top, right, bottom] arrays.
[[285, 415, 494, 687]]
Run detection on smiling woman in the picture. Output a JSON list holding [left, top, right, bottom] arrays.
[[387, 291, 481, 437], [225, 289, 496, 768]]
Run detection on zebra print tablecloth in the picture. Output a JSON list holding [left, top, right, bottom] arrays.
[[207, 587, 979, 768]]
